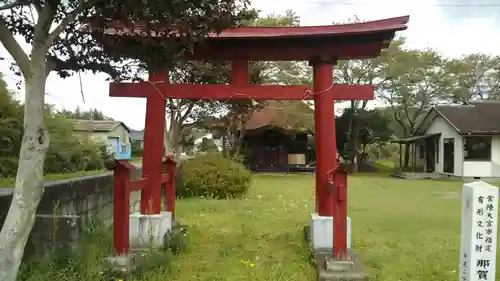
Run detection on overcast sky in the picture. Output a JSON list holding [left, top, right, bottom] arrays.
[[1, 0, 499, 130]]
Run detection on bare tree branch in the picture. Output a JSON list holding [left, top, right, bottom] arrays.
[[179, 102, 197, 123], [43, 0, 95, 50], [0, 0, 31, 11], [33, 0, 59, 51], [0, 18, 31, 78], [32, 0, 42, 13]]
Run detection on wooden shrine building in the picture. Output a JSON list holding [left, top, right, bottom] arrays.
[[239, 104, 315, 172]]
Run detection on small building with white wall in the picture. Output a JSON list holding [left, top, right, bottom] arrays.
[[394, 101, 500, 179], [71, 119, 131, 158]]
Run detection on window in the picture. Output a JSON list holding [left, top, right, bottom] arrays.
[[464, 136, 492, 161], [419, 145, 425, 159]]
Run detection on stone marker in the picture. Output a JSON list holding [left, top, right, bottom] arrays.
[[129, 211, 172, 247], [459, 181, 498, 281], [310, 213, 352, 250]]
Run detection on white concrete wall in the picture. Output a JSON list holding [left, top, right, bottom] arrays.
[[492, 136, 500, 177], [463, 161, 492, 177], [463, 136, 500, 178], [108, 125, 130, 144], [425, 116, 463, 176]]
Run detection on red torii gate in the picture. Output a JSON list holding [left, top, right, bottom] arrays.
[[100, 16, 409, 260]]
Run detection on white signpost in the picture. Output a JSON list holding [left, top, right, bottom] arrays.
[[459, 181, 499, 281]]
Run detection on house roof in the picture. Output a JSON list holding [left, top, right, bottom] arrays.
[[200, 101, 314, 132], [244, 102, 314, 131], [71, 119, 130, 133], [392, 133, 441, 144], [433, 101, 500, 134], [129, 130, 144, 141]]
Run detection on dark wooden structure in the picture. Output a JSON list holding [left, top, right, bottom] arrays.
[[238, 104, 315, 171], [243, 126, 314, 172]]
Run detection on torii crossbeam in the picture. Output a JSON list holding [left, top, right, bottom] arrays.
[[90, 15, 410, 262]]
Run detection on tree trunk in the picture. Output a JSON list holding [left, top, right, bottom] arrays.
[[0, 71, 49, 281], [165, 119, 182, 162], [222, 135, 228, 157]]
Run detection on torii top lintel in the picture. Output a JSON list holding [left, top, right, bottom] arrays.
[[90, 16, 409, 61]]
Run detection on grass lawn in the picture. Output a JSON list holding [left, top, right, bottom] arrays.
[[171, 173, 481, 281]]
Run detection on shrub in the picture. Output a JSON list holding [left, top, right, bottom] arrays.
[[0, 83, 108, 177], [177, 153, 252, 199]]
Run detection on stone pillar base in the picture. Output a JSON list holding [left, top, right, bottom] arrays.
[[310, 213, 351, 250], [129, 211, 172, 248], [316, 250, 369, 281], [103, 253, 136, 278]]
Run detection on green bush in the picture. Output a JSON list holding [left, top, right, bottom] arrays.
[[0, 82, 108, 178], [176, 153, 252, 199]]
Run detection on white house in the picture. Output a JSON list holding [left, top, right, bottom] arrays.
[[71, 119, 131, 158], [394, 101, 500, 179]]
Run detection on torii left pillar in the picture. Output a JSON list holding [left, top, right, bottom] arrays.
[[310, 58, 351, 260], [128, 70, 174, 248]]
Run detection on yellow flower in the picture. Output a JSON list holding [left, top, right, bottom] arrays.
[[249, 263, 255, 268]]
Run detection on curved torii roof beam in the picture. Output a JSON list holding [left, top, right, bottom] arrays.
[[86, 15, 409, 61]]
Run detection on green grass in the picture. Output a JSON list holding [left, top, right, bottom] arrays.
[[131, 156, 143, 164], [371, 159, 397, 173], [171, 173, 486, 281], [10, 172, 493, 280], [0, 169, 106, 187]]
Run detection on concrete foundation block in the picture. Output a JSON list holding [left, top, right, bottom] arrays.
[[316, 250, 369, 281], [325, 257, 355, 272], [129, 211, 172, 247], [103, 253, 136, 278], [304, 223, 368, 281], [310, 213, 351, 250]]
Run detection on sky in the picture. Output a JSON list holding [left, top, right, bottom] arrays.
[[1, 0, 500, 130]]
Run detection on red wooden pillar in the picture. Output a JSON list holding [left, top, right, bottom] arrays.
[[312, 59, 335, 217], [140, 71, 167, 214], [164, 157, 176, 219], [232, 60, 248, 86], [113, 160, 130, 255], [332, 167, 348, 260]]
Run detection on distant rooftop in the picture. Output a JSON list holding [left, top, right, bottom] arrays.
[[130, 130, 144, 141], [70, 119, 130, 132]]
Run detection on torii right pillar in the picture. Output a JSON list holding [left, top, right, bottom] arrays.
[[310, 58, 352, 262]]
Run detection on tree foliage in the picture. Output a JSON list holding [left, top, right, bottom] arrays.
[[331, 34, 500, 169], [336, 108, 393, 160], [175, 10, 309, 159], [443, 54, 500, 103], [1, 0, 252, 79], [0, 1, 252, 279], [58, 107, 112, 120], [0, 77, 107, 179]]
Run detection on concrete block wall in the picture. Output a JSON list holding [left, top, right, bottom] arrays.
[[0, 166, 144, 254]]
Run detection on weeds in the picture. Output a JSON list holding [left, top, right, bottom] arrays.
[[18, 216, 184, 281]]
